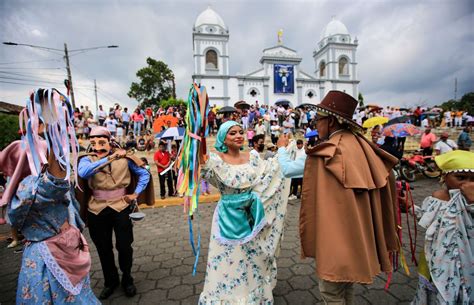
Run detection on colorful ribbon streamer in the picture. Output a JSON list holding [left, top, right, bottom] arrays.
[[176, 84, 209, 275], [19, 88, 79, 188], [176, 84, 209, 214]]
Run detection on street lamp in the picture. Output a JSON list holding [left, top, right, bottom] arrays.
[[3, 42, 118, 108]]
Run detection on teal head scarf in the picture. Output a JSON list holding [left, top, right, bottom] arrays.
[[215, 120, 243, 153]]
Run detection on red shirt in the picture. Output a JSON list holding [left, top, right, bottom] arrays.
[[154, 150, 171, 173], [146, 108, 153, 117]]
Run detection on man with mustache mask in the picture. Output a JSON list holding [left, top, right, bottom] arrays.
[[76, 126, 153, 300]]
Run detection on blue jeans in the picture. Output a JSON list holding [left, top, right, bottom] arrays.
[[133, 122, 141, 136]]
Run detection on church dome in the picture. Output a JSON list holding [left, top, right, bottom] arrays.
[[195, 7, 227, 30], [320, 17, 349, 40]]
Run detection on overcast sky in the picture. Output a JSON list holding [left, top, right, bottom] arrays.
[[1, 0, 473, 111]]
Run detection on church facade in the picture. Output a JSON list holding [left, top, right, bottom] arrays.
[[192, 7, 360, 107]]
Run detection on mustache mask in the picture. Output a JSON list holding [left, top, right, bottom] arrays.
[[93, 149, 109, 154]]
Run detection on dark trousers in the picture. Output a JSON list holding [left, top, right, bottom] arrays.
[[271, 134, 278, 145], [88, 207, 134, 287], [159, 171, 174, 197], [290, 178, 303, 197], [123, 121, 129, 135], [422, 147, 433, 156]]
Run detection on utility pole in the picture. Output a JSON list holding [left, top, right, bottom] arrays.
[[64, 43, 76, 109], [454, 77, 458, 100], [172, 74, 176, 99], [94, 79, 99, 116]]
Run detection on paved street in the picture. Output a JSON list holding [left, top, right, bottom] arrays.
[[0, 178, 436, 305]]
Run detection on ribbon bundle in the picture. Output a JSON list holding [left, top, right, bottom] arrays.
[[176, 84, 209, 275], [176, 83, 209, 214], [19, 88, 79, 185]]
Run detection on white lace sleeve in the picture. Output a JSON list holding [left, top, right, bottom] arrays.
[[201, 152, 220, 187]]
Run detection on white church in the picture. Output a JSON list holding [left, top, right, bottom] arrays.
[[192, 7, 360, 107]]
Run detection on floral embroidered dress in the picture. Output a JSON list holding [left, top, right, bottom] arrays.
[[8, 172, 100, 304], [412, 190, 474, 305], [199, 152, 290, 304]]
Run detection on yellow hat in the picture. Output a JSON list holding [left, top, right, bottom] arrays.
[[434, 150, 474, 173]]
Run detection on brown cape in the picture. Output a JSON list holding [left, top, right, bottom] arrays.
[[300, 130, 399, 284], [75, 152, 155, 223]]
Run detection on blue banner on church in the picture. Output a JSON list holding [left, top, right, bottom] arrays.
[[274, 64, 294, 94]]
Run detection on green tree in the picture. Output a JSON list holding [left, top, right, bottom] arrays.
[[0, 113, 20, 150], [159, 98, 186, 110], [128, 57, 175, 108], [358, 92, 364, 107], [440, 92, 473, 114]]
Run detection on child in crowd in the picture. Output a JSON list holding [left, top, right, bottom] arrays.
[[137, 136, 146, 151], [125, 132, 137, 150], [170, 143, 178, 195], [270, 121, 280, 145], [247, 126, 255, 148], [144, 130, 155, 152], [412, 150, 473, 305]]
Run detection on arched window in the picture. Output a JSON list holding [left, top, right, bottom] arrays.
[[339, 57, 349, 75], [319, 61, 326, 77], [205, 50, 218, 69]]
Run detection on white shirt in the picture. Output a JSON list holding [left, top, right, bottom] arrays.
[[270, 125, 280, 136], [295, 147, 306, 159], [435, 139, 457, 154], [104, 118, 117, 132], [444, 111, 452, 122], [255, 124, 266, 135], [98, 110, 107, 119], [421, 118, 429, 128]]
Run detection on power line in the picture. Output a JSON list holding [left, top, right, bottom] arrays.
[[96, 90, 117, 105], [0, 67, 63, 70], [0, 58, 61, 65], [0, 76, 64, 85], [97, 86, 123, 102], [0, 80, 67, 88], [69, 62, 122, 104], [0, 71, 96, 90], [0, 70, 66, 78]]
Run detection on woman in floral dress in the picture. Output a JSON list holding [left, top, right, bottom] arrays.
[[198, 121, 291, 304], [5, 89, 99, 304], [412, 150, 474, 305]]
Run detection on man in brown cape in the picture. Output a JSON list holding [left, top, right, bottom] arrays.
[[277, 91, 399, 304]]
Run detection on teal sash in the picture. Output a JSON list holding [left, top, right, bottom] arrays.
[[216, 191, 266, 244]]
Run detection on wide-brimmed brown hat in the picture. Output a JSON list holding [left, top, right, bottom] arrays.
[[315, 90, 363, 131]]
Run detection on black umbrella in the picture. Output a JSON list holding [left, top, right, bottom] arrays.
[[296, 103, 318, 110], [234, 101, 250, 110], [275, 100, 292, 108], [385, 115, 416, 126], [217, 106, 237, 114]]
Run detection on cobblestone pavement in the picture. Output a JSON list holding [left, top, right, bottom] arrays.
[[0, 178, 436, 305]]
